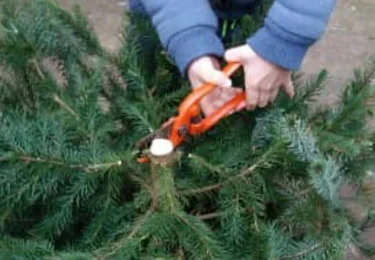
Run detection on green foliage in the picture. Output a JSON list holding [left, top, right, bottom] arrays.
[[1, 1, 375, 259]]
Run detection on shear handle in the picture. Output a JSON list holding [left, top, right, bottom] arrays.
[[189, 92, 246, 135], [177, 62, 242, 114], [169, 62, 242, 147]]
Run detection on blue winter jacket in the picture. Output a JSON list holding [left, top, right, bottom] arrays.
[[128, 0, 336, 75]]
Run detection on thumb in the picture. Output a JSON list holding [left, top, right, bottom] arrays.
[[201, 69, 232, 88], [225, 45, 253, 63]]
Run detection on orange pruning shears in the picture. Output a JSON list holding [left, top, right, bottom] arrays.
[[135, 62, 245, 163]]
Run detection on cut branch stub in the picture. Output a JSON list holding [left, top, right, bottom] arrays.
[[149, 138, 179, 166]]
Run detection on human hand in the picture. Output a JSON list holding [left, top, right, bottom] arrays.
[[225, 45, 294, 109], [188, 56, 246, 116]]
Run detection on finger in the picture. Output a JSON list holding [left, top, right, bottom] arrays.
[[200, 99, 216, 116], [231, 87, 244, 94], [212, 99, 226, 109], [225, 45, 253, 63], [258, 90, 270, 108], [229, 100, 247, 115], [218, 89, 232, 101], [270, 87, 279, 103], [217, 88, 245, 114], [200, 69, 232, 88], [282, 77, 295, 98], [245, 84, 260, 110], [235, 100, 247, 111], [219, 88, 243, 101], [214, 98, 237, 115]]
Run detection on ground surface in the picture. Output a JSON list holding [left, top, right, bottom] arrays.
[[59, 0, 375, 259], [58, 0, 375, 102]]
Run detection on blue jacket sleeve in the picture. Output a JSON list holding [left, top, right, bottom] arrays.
[[248, 0, 337, 70], [138, 0, 225, 75]]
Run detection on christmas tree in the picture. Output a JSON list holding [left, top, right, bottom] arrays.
[[1, 0, 375, 259]]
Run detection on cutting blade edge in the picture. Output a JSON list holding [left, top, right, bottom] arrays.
[[135, 118, 175, 152]]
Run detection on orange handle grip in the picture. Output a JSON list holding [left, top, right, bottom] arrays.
[[169, 62, 243, 147], [221, 62, 242, 78], [177, 62, 242, 114], [190, 92, 246, 134], [189, 62, 244, 133]]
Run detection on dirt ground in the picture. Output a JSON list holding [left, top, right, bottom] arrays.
[[59, 0, 375, 259]]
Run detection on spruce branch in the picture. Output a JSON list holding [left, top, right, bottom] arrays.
[[5, 155, 122, 173], [279, 243, 322, 259], [100, 173, 160, 258], [274, 180, 311, 198], [181, 183, 222, 196], [102, 196, 157, 258], [41, 56, 68, 89], [53, 94, 79, 119], [196, 212, 222, 220], [174, 212, 217, 259], [127, 204, 156, 240], [30, 58, 46, 80], [0, 152, 14, 163], [187, 153, 225, 174], [84, 161, 123, 172], [180, 159, 263, 196], [181, 139, 285, 196], [129, 173, 155, 201], [177, 247, 186, 260]]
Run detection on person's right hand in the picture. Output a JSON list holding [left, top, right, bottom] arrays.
[[187, 56, 246, 117]]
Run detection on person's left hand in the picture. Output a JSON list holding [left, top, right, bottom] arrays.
[[225, 44, 295, 109], [188, 56, 246, 117]]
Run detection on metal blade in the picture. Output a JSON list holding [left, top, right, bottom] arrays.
[[135, 119, 174, 151]]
